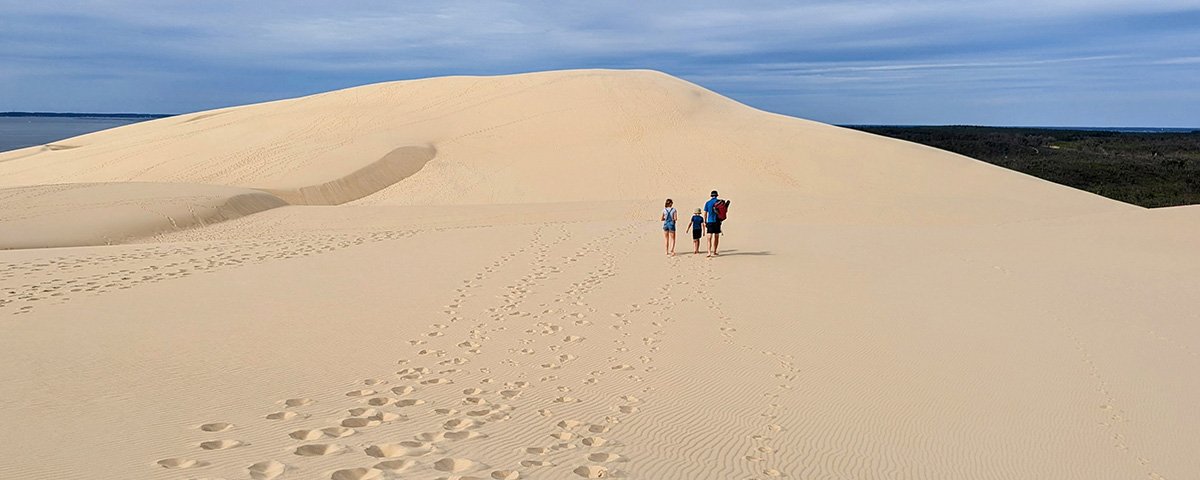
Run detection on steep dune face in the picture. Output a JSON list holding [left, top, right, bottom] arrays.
[[0, 70, 1129, 221]]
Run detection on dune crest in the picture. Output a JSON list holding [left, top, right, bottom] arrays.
[[259, 144, 435, 205]]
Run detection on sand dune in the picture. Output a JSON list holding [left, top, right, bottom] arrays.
[[0, 70, 1126, 215], [0, 70, 1196, 479]]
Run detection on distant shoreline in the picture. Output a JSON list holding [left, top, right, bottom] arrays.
[[0, 112, 175, 119]]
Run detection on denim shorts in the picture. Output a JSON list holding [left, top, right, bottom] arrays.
[[663, 222, 676, 232]]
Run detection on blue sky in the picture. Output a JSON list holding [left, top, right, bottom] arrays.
[[1, 1, 1198, 126]]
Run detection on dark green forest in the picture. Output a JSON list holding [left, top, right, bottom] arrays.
[[847, 126, 1200, 208]]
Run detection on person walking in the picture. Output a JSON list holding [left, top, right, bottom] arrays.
[[661, 198, 677, 256], [689, 208, 706, 254], [704, 190, 723, 257]]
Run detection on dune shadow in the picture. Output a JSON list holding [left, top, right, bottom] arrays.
[[714, 249, 773, 256]]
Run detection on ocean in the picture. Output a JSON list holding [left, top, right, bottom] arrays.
[[0, 115, 168, 153]]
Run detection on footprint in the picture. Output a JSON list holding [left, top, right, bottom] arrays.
[[444, 430, 486, 441], [349, 408, 377, 417], [285, 398, 314, 407], [588, 453, 626, 462], [266, 411, 304, 420], [422, 378, 453, 385], [491, 469, 521, 479], [764, 469, 783, 477], [444, 418, 479, 430], [371, 411, 404, 422], [368, 397, 395, 406], [587, 425, 610, 433], [346, 389, 377, 397], [200, 439, 244, 450], [374, 459, 416, 472], [294, 444, 342, 456], [248, 460, 286, 480], [434, 457, 480, 472], [365, 442, 435, 458], [572, 465, 609, 478], [618, 406, 639, 414], [563, 335, 584, 342], [322, 427, 356, 438], [396, 399, 427, 407], [463, 388, 486, 395], [392, 386, 416, 395], [290, 429, 323, 441], [200, 422, 234, 432], [520, 460, 555, 467], [342, 418, 381, 428], [435, 408, 459, 415], [331, 467, 383, 480], [581, 437, 609, 447], [157, 458, 203, 469]]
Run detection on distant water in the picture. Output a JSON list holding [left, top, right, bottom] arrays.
[[0, 115, 168, 153]]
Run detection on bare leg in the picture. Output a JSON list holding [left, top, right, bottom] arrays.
[[706, 233, 714, 257], [668, 231, 676, 256], [664, 230, 670, 255], [693, 238, 700, 254], [712, 233, 720, 256]]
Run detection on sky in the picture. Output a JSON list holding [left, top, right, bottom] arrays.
[[1, 1, 1198, 127]]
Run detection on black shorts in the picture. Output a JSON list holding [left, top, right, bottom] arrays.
[[706, 222, 721, 234], [692, 229, 702, 240]]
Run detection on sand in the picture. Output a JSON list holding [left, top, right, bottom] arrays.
[[0, 69, 1197, 479]]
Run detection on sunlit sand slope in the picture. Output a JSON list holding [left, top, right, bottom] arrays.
[[0, 182, 285, 249], [0, 70, 1130, 223]]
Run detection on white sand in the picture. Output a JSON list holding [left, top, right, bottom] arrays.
[[0, 70, 1196, 479]]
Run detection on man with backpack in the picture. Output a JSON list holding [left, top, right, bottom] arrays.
[[703, 190, 729, 257]]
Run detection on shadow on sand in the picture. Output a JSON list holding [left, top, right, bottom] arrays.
[[713, 249, 773, 257]]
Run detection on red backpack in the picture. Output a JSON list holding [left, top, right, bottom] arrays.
[[714, 199, 730, 221]]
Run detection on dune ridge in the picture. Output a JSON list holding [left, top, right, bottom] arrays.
[[259, 144, 436, 205]]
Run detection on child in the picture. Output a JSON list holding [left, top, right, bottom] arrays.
[[689, 208, 706, 254], [661, 199, 677, 256]]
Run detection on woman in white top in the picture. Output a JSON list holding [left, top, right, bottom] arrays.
[[661, 198, 677, 256]]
